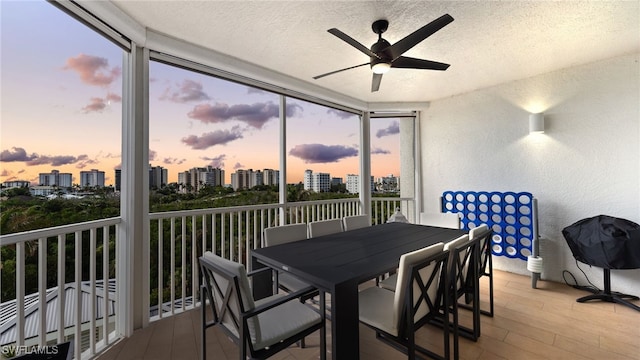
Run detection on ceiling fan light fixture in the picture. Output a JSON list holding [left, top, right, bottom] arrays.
[[372, 62, 391, 74]]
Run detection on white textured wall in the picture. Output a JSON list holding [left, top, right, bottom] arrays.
[[421, 53, 640, 295]]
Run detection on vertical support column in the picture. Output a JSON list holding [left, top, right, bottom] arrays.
[[399, 113, 417, 222], [413, 112, 422, 222], [279, 95, 287, 226], [118, 43, 150, 336], [359, 112, 371, 220]]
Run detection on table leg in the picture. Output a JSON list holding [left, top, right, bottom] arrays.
[[251, 256, 273, 301], [331, 282, 359, 360]]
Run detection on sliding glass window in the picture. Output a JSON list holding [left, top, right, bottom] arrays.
[[0, 0, 124, 231]]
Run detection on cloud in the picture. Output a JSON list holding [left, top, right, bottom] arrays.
[[233, 162, 244, 170], [327, 109, 355, 119], [149, 150, 157, 161], [181, 126, 244, 150], [0, 147, 38, 162], [160, 79, 210, 103], [106, 92, 122, 102], [81, 92, 121, 113], [0, 147, 100, 168], [82, 97, 108, 113], [202, 154, 226, 168], [376, 120, 400, 138], [289, 144, 358, 164], [26, 154, 83, 166], [188, 101, 301, 129], [163, 157, 186, 165], [75, 154, 99, 169], [63, 54, 121, 87], [1, 169, 11, 176], [371, 147, 391, 155]]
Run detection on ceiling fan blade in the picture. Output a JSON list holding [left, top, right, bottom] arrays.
[[388, 14, 454, 60], [392, 56, 450, 71], [371, 73, 382, 92], [313, 62, 370, 79], [328, 28, 380, 59]]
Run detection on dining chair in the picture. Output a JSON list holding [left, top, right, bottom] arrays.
[[263, 224, 317, 301], [419, 212, 461, 229], [460, 224, 494, 317], [342, 214, 370, 231], [378, 234, 469, 292], [308, 218, 344, 237], [358, 242, 451, 360], [199, 252, 326, 360], [440, 231, 483, 344]]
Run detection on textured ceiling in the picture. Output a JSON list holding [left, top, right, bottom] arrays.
[[110, 1, 639, 103]]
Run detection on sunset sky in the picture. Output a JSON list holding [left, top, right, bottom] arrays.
[[0, 1, 400, 187]]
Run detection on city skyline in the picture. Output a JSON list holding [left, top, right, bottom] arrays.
[[0, 1, 400, 188]]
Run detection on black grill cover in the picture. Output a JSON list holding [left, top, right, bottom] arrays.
[[562, 215, 640, 269]]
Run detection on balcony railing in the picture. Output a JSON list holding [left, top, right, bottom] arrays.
[[0, 197, 413, 358], [0, 218, 120, 359]]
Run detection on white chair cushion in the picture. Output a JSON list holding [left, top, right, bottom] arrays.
[[203, 252, 260, 343], [393, 242, 445, 325], [308, 219, 343, 237], [253, 295, 322, 350], [264, 223, 308, 246], [358, 286, 398, 336], [378, 273, 398, 291], [343, 215, 370, 231], [469, 224, 489, 240]]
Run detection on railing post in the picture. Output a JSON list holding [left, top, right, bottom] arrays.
[[360, 112, 371, 222]]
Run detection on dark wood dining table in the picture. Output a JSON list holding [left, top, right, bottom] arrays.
[[251, 221, 466, 360]]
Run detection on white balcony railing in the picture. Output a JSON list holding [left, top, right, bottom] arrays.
[[0, 217, 120, 359], [0, 197, 414, 358]]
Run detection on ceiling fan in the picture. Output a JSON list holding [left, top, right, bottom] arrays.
[[313, 14, 454, 92]]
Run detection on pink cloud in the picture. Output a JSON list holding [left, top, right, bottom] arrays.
[[64, 53, 121, 87], [82, 97, 107, 113]]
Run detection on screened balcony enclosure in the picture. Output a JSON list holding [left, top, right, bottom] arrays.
[[2, 1, 639, 359], [0, 1, 420, 358]]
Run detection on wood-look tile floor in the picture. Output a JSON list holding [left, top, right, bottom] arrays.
[[97, 270, 640, 360]]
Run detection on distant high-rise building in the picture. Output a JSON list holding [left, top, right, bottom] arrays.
[[304, 170, 331, 192], [304, 169, 313, 190], [149, 165, 168, 189], [80, 169, 106, 188], [231, 169, 250, 190], [346, 174, 359, 194], [115, 169, 121, 191], [262, 169, 280, 186], [331, 177, 343, 186], [312, 172, 331, 192], [39, 170, 72, 188], [377, 174, 400, 193], [178, 166, 224, 193]]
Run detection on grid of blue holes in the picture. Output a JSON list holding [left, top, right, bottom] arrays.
[[442, 191, 534, 260]]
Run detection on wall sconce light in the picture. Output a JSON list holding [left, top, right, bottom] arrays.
[[529, 113, 545, 134]]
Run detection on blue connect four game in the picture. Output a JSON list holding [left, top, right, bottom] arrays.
[[442, 191, 535, 260]]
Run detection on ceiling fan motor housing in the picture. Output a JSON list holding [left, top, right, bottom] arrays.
[[370, 39, 392, 68]]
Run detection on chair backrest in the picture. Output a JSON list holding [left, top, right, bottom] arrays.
[[444, 234, 471, 290], [308, 218, 343, 237], [392, 242, 446, 335], [264, 223, 308, 246], [419, 212, 460, 229], [342, 215, 370, 231], [469, 224, 491, 275], [199, 252, 261, 344]]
